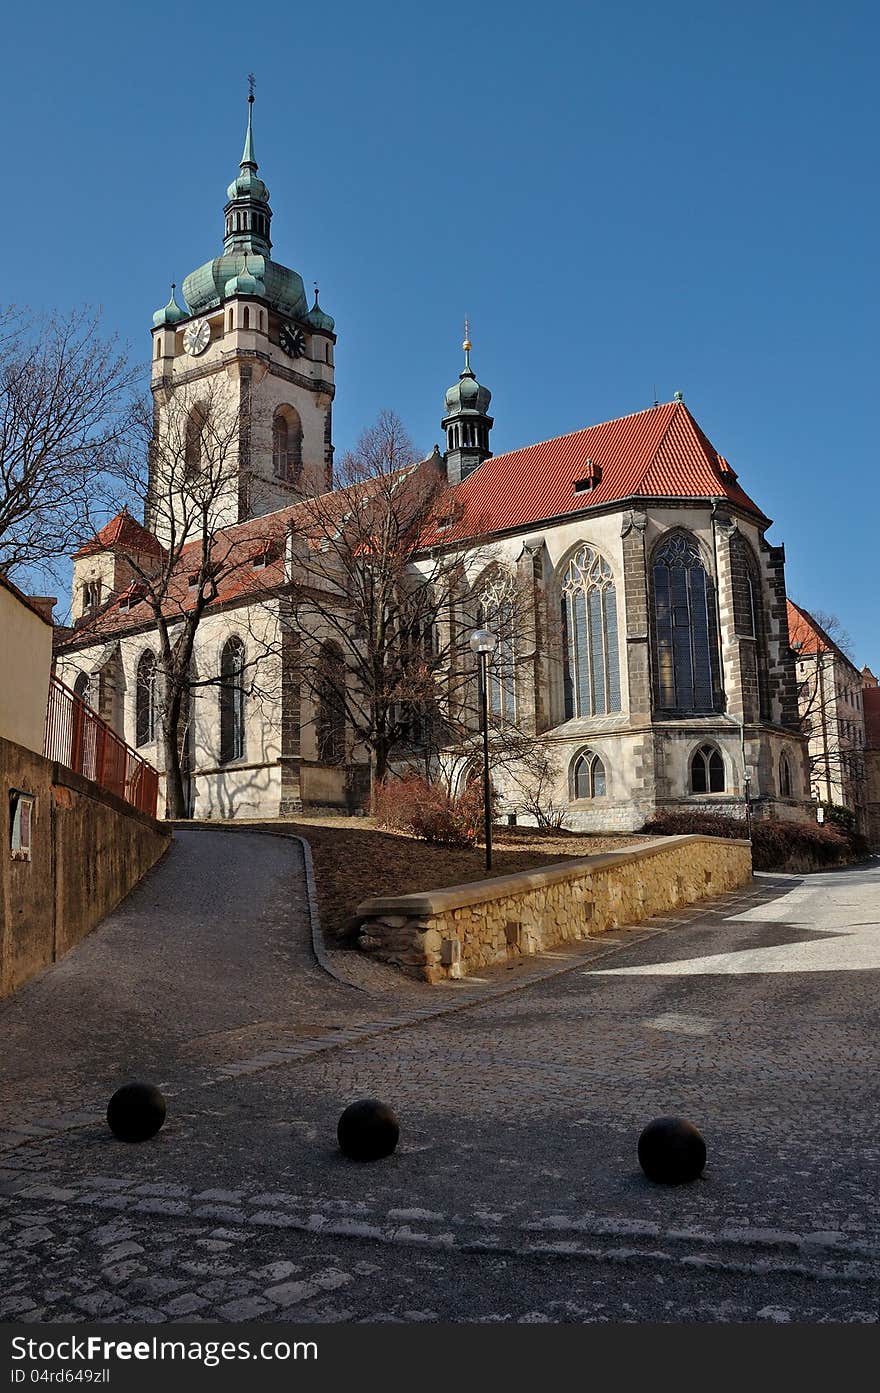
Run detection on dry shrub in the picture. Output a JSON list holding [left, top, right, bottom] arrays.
[[642, 809, 854, 871], [372, 775, 485, 848]]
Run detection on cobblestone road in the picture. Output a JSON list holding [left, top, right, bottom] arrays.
[[1, 832, 878, 1323]]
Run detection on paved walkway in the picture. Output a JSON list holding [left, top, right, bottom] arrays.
[[1, 834, 878, 1323]]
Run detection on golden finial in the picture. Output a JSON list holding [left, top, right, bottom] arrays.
[[463, 316, 471, 353]]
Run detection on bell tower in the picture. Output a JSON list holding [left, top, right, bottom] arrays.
[[147, 86, 337, 546], [442, 324, 493, 485]]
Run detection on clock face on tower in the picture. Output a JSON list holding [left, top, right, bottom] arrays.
[[279, 324, 306, 359], [183, 319, 211, 356]]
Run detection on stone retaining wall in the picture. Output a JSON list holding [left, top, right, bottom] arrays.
[[356, 835, 752, 982]]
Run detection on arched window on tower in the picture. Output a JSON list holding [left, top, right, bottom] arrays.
[[185, 402, 208, 478], [273, 406, 303, 483], [779, 750, 794, 798], [560, 546, 621, 718], [135, 651, 158, 747], [691, 744, 725, 793], [243, 307, 250, 330], [219, 636, 246, 764], [572, 750, 607, 799], [652, 533, 722, 713], [316, 641, 345, 763]]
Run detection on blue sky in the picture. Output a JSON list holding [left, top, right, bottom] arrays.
[[5, 0, 877, 661]]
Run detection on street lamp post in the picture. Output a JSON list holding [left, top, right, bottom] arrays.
[[469, 628, 497, 872]]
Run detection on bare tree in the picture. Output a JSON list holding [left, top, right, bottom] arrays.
[[288, 409, 514, 800], [0, 307, 137, 582], [79, 380, 285, 817]]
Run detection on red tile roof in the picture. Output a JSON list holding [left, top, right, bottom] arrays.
[[73, 509, 166, 559], [864, 686, 880, 749], [434, 399, 767, 544], [786, 599, 855, 666]]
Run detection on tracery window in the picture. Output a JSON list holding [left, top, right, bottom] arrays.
[[652, 533, 722, 713], [560, 546, 621, 719], [476, 572, 517, 722], [572, 750, 607, 799], [135, 651, 158, 747], [691, 744, 725, 793], [219, 636, 246, 764]]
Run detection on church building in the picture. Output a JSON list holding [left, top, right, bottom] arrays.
[[55, 97, 810, 830]]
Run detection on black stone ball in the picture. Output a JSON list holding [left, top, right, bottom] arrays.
[[337, 1098, 400, 1162], [106, 1082, 167, 1143], [638, 1116, 706, 1185]]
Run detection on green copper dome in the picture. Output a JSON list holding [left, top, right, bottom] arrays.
[[306, 287, 335, 333], [183, 252, 307, 316], [152, 284, 187, 327], [444, 339, 492, 416]]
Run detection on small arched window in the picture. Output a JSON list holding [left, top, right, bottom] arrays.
[[780, 750, 793, 798], [317, 641, 345, 763], [273, 406, 303, 482], [560, 545, 621, 718], [219, 636, 246, 764], [243, 306, 250, 330], [227, 309, 233, 332], [74, 671, 91, 706], [652, 533, 722, 714], [135, 651, 158, 747], [573, 751, 606, 799], [691, 744, 725, 793]]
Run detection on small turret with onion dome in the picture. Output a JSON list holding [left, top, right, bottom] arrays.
[[306, 285, 335, 334], [152, 283, 187, 327], [223, 251, 266, 300], [442, 321, 494, 484]]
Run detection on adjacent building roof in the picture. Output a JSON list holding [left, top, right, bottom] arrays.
[[432, 398, 768, 544], [73, 510, 166, 559], [0, 573, 55, 626], [787, 599, 858, 672]]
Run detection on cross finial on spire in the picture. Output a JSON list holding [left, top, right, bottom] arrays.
[[462, 316, 472, 372], [248, 73, 256, 103]]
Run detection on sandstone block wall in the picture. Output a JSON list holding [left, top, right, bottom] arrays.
[[357, 835, 752, 983]]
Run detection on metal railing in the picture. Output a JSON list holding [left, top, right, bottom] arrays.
[[44, 676, 160, 819]]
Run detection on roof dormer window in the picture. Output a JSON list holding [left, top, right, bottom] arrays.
[[574, 459, 602, 494]]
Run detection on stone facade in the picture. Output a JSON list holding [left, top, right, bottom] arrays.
[[356, 834, 752, 982]]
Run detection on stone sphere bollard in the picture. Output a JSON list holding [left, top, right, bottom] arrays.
[[106, 1082, 167, 1143], [337, 1099, 400, 1162], [637, 1116, 706, 1184]]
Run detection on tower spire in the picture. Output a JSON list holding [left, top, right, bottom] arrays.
[[242, 75, 257, 167], [223, 79, 272, 256], [442, 326, 494, 485]]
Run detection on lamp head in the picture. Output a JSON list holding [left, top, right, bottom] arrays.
[[469, 628, 497, 657]]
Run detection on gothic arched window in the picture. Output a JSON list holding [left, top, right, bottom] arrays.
[[135, 651, 158, 747], [691, 743, 725, 793], [779, 750, 793, 798], [316, 641, 345, 763], [74, 671, 90, 706], [730, 532, 771, 721], [572, 750, 606, 799], [219, 636, 246, 764], [560, 546, 621, 719], [273, 407, 303, 482], [476, 572, 516, 723], [652, 533, 722, 713]]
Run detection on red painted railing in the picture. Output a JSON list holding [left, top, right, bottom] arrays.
[[44, 676, 160, 819]]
